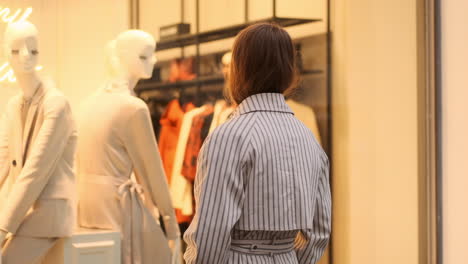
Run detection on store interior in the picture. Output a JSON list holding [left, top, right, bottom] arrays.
[[135, 0, 330, 263], [0, 0, 436, 263]]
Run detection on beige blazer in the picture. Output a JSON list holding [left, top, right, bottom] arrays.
[[77, 83, 179, 263], [0, 82, 77, 238], [286, 99, 322, 144]]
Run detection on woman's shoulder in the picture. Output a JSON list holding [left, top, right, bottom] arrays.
[[207, 113, 257, 145]]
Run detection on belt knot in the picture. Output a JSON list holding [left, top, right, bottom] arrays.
[[118, 179, 143, 196]]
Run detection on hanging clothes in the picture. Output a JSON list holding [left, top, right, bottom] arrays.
[[158, 100, 195, 182], [170, 106, 207, 223], [147, 100, 166, 139], [208, 100, 227, 134], [181, 105, 214, 183]]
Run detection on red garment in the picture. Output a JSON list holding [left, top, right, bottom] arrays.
[[175, 209, 192, 224], [168, 58, 196, 82], [181, 105, 214, 182], [158, 100, 195, 183], [175, 106, 214, 224]]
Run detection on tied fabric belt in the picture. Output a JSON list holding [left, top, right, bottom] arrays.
[[80, 175, 168, 264], [230, 237, 296, 256], [118, 179, 146, 264]]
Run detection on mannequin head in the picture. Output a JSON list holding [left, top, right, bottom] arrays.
[[112, 30, 156, 81], [222, 51, 232, 79], [4, 21, 39, 75]]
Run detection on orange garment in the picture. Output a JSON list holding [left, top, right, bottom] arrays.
[[182, 105, 214, 182], [158, 100, 195, 183], [175, 106, 214, 224]]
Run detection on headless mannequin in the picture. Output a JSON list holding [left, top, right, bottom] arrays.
[[0, 21, 40, 246]]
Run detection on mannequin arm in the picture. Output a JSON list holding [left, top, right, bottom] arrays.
[[0, 229, 7, 247], [124, 106, 180, 240], [0, 97, 74, 234], [169, 237, 181, 264]]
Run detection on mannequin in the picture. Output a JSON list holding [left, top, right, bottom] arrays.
[[221, 51, 232, 79], [0, 21, 77, 264], [77, 30, 180, 264]]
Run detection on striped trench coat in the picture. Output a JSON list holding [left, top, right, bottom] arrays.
[[184, 93, 331, 264]]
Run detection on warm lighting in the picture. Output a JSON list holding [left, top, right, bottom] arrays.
[[0, 7, 33, 24], [0, 62, 43, 83], [0, 63, 15, 83], [0, 7, 36, 83]]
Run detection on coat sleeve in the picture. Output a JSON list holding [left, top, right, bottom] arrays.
[[295, 156, 332, 264], [0, 97, 74, 234], [0, 111, 10, 187], [183, 126, 249, 264], [123, 106, 180, 240]]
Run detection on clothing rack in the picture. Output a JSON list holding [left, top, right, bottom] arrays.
[[135, 0, 321, 102]]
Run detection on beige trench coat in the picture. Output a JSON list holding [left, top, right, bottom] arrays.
[[0, 82, 77, 238], [77, 83, 179, 264]]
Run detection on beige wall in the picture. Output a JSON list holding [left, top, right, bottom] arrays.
[[56, 0, 129, 110], [440, 1, 468, 263], [0, 0, 129, 113], [0, 0, 60, 112], [331, 0, 419, 263]]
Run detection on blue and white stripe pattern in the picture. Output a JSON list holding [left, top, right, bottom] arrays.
[[184, 93, 331, 264]]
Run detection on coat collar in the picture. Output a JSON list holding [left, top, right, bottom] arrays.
[[21, 82, 46, 107], [102, 80, 135, 96], [17, 82, 46, 166], [236, 93, 294, 116]]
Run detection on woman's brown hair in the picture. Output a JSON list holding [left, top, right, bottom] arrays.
[[227, 23, 299, 105]]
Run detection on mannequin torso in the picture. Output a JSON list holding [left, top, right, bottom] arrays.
[[77, 30, 179, 264]]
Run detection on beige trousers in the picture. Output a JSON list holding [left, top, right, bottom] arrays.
[[2, 236, 57, 264]]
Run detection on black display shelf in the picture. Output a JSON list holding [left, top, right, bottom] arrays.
[[136, 69, 323, 92], [302, 69, 324, 75], [156, 17, 321, 51], [136, 75, 225, 92]]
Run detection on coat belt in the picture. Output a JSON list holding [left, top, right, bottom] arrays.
[[230, 237, 295, 256], [118, 179, 145, 264]]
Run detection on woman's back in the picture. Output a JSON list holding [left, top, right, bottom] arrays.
[[231, 93, 326, 231], [184, 93, 330, 264], [184, 22, 331, 264]]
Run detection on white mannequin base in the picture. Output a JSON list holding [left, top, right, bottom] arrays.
[[44, 228, 120, 264]]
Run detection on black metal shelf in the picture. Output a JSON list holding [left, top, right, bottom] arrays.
[[136, 69, 323, 93], [156, 17, 321, 51], [302, 69, 324, 75], [136, 75, 225, 92]]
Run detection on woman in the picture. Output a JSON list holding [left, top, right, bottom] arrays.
[[184, 23, 331, 264]]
